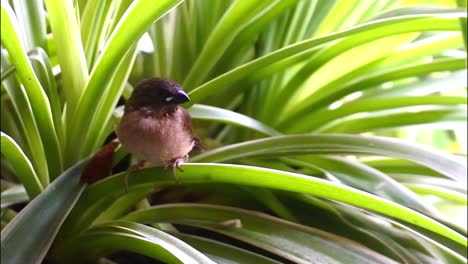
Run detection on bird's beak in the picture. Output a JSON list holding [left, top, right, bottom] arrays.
[[173, 89, 190, 104]]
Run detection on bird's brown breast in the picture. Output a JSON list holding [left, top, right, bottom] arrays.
[[116, 107, 194, 165]]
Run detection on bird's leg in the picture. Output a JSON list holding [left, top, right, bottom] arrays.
[[124, 160, 146, 193], [169, 155, 188, 182]]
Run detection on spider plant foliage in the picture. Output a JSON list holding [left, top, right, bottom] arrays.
[[0, 0, 467, 263]]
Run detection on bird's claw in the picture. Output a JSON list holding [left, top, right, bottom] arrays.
[[169, 156, 188, 183], [174, 158, 185, 172]]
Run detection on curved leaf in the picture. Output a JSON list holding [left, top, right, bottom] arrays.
[[28, 48, 64, 146], [287, 193, 467, 263], [288, 96, 467, 133], [405, 183, 467, 205], [87, 47, 138, 153], [80, 0, 114, 67], [0, 132, 42, 198], [120, 203, 397, 263], [1, 185, 29, 208], [319, 106, 467, 133], [1, 2, 63, 179], [1, 50, 50, 184], [183, 0, 278, 88], [282, 156, 442, 217], [188, 11, 466, 104], [74, 163, 467, 247], [1, 50, 49, 185], [55, 221, 215, 264], [10, 0, 47, 50], [189, 104, 281, 136], [192, 134, 467, 183], [176, 233, 282, 264], [278, 58, 467, 126], [0, 161, 86, 264], [44, 0, 89, 113], [362, 71, 467, 100]]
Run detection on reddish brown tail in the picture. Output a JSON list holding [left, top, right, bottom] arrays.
[[80, 141, 119, 184]]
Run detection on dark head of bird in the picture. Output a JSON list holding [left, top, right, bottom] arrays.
[[125, 78, 190, 113]]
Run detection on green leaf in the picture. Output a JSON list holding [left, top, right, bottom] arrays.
[[189, 104, 281, 136], [278, 58, 467, 127], [92, 189, 153, 225], [0, 160, 86, 264], [85, 47, 138, 154], [392, 174, 467, 195], [56, 221, 215, 263], [286, 193, 467, 263], [121, 203, 399, 263], [319, 107, 466, 133], [176, 233, 282, 264], [192, 134, 466, 183], [288, 96, 467, 133], [188, 10, 466, 104], [360, 71, 467, 99], [80, 0, 114, 67], [216, 0, 299, 73], [183, 0, 278, 88], [456, 0, 467, 50], [44, 0, 89, 114], [1, 50, 49, 185], [11, 0, 47, 50], [0, 132, 42, 198], [28, 48, 64, 149], [1, 2, 63, 179], [363, 158, 445, 177], [406, 183, 467, 205], [75, 163, 466, 247], [282, 156, 442, 217], [1, 185, 29, 208]]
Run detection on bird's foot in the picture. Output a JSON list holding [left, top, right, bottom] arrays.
[[168, 155, 188, 183], [124, 160, 146, 193]]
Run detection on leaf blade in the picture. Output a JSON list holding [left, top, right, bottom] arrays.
[[0, 161, 86, 264], [192, 134, 467, 183]]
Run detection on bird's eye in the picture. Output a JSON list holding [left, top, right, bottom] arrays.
[[165, 96, 174, 102]]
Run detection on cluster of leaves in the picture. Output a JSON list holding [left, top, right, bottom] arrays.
[[1, 0, 467, 263]]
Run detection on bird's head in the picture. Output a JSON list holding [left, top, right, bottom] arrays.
[[126, 78, 190, 111]]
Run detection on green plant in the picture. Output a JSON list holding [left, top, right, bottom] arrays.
[[1, 0, 467, 263]]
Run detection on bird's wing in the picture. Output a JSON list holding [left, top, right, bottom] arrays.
[[180, 107, 193, 134], [180, 108, 206, 150]]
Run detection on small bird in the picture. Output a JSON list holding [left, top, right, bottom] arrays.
[[116, 78, 198, 188]]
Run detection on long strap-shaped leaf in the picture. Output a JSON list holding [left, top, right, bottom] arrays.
[[55, 221, 216, 263], [189, 104, 281, 136], [0, 161, 87, 264], [1, 2, 63, 180], [122, 204, 399, 264], [1, 50, 49, 185], [182, 0, 277, 88], [187, 10, 466, 104], [0, 132, 42, 198], [192, 134, 467, 183], [44, 0, 89, 114], [73, 163, 467, 247], [287, 95, 467, 133], [175, 233, 282, 264]]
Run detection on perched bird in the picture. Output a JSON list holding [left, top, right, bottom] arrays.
[[116, 78, 199, 188]]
